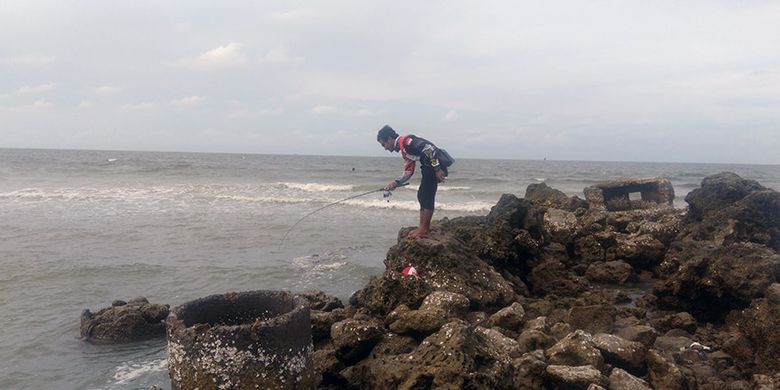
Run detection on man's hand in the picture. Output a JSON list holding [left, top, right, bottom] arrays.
[[435, 169, 446, 183], [386, 181, 398, 191]]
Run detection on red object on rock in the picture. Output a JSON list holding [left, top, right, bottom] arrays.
[[401, 263, 419, 278]]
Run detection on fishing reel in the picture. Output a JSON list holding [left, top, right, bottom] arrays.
[[382, 189, 393, 201]]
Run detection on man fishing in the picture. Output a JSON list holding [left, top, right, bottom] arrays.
[[377, 125, 453, 238]]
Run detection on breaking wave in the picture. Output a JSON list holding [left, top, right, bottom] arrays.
[[112, 358, 167, 385], [344, 198, 492, 212], [276, 182, 355, 192]]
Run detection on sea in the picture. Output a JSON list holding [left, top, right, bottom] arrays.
[[1, 148, 778, 389]]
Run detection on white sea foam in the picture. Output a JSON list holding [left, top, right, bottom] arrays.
[[400, 185, 470, 192], [112, 358, 167, 384], [214, 194, 314, 204], [276, 182, 354, 192], [0, 185, 491, 212], [534, 177, 547, 182], [344, 198, 492, 212]]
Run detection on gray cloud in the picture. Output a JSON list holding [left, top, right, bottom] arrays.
[[0, 1, 778, 163]]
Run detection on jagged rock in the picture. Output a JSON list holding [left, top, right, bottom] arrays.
[[524, 315, 549, 331], [585, 260, 636, 284], [344, 320, 517, 389], [682, 173, 780, 251], [475, 326, 522, 358], [529, 259, 590, 296], [650, 312, 697, 334], [80, 297, 169, 343], [545, 330, 604, 370], [313, 348, 345, 387], [378, 226, 520, 312], [614, 325, 658, 348], [371, 332, 418, 356], [550, 322, 573, 341], [608, 367, 652, 390], [567, 305, 616, 334], [349, 271, 433, 316], [574, 232, 610, 263], [647, 349, 690, 390], [489, 302, 525, 331], [330, 318, 385, 364], [609, 233, 667, 269], [517, 329, 556, 354], [544, 208, 579, 244], [301, 289, 344, 312], [751, 374, 777, 390], [545, 365, 608, 390], [726, 283, 780, 373], [418, 291, 470, 317], [653, 335, 693, 361], [685, 172, 766, 218], [388, 308, 449, 336], [311, 308, 349, 343], [588, 385, 607, 390], [654, 241, 780, 321], [511, 351, 548, 389], [592, 333, 647, 374], [525, 182, 575, 210]]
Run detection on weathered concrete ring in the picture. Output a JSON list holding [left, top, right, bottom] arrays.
[[167, 291, 316, 390]]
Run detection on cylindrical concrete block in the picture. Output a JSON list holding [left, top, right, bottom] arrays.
[[167, 291, 316, 389]]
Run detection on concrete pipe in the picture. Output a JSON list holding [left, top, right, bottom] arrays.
[[167, 290, 316, 389]]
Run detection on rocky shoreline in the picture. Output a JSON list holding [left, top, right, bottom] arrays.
[[311, 172, 780, 389], [82, 172, 780, 389]]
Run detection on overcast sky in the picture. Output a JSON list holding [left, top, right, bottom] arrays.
[[1, 1, 779, 163]]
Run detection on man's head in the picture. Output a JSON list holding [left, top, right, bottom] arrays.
[[377, 125, 399, 152]]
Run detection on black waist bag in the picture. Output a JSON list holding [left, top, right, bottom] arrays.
[[437, 149, 455, 168]]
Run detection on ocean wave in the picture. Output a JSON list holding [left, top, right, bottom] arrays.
[[399, 185, 471, 192], [276, 182, 355, 192], [0, 186, 491, 212], [112, 358, 167, 385], [343, 198, 492, 212], [214, 194, 315, 204]]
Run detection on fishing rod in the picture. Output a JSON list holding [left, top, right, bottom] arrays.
[[277, 183, 409, 250]]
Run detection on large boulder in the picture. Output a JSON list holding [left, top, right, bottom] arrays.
[[585, 260, 636, 285], [646, 349, 691, 390], [526, 182, 579, 211], [80, 297, 169, 343], [681, 173, 780, 251], [567, 305, 617, 334], [344, 320, 518, 389], [444, 194, 543, 270], [726, 283, 780, 373], [330, 318, 385, 364], [372, 221, 522, 313], [608, 368, 652, 390], [300, 289, 344, 312], [545, 365, 608, 390], [528, 258, 590, 297], [684, 172, 766, 219], [388, 308, 450, 336], [592, 333, 647, 375], [489, 302, 526, 332], [654, 241, 780, 321], [545, 330, 604, 370]]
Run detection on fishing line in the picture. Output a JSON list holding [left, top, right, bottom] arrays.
[[277, 183, 408, 250]]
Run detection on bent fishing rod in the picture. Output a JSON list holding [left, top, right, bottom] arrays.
[[277, 183, 409, 250]]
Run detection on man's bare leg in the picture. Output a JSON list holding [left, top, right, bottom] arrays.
[[408, 209, 434, 238]]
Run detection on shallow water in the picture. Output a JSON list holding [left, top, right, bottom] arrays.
[[0, 148, 778, 388]]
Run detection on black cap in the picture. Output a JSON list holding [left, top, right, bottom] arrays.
[[377, 125, 398, 142]]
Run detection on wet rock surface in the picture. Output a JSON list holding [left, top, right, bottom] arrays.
[[80, 297, 169, 343]]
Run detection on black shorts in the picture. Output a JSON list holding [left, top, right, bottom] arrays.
[[417, 166, 446, 210]]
